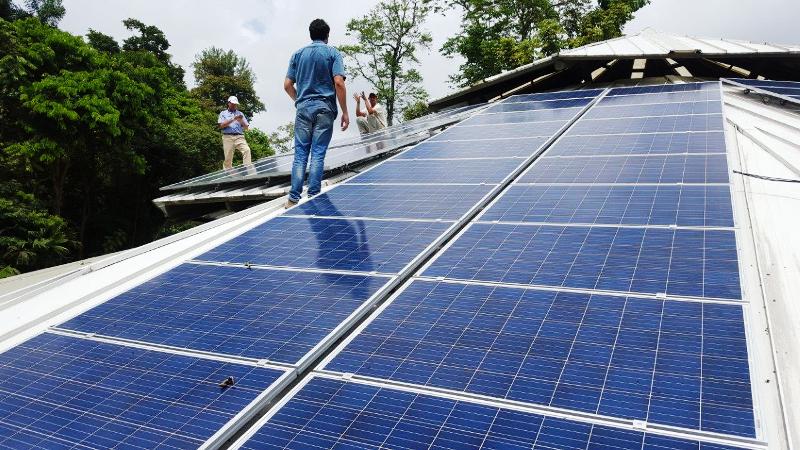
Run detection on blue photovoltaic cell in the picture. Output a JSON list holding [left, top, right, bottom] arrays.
[[606, 83, 720, 96], [506, 89, 604, 103], [585, 101, 722, 119], [285, 184, 494, 221], [196, 216, 450, 274], [241, 378, 750, 449], [424, 223, 741, 299], [395, 138, 547, 159], [481, 184, 734, 227], [353, 159, 524, 184], [460, 108, 581, 126], [59, 264, 388, 363], [726, 78, 800, 100], [485, 97, 593, 113], [430, 121, 567, 141], [0, 333, 285, 449], [569, 114, 724, 135], [547, 132, 726, 157], [326, 281, 754, 436], [521, 154, 730, 184]]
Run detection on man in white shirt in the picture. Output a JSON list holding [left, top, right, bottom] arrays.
[[217, 95, 252, 170], [354, 92, 387, 134]]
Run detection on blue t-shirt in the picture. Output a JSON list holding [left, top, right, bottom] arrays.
[[218, 109, 249, 134], [286, 41, 346, 110]]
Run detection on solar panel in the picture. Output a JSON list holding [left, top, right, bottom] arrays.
[[460, 108, 583, 125], [505, 89, 604, 102], [723, 78, 800, 104], [324, 281, 753, 436], [351, 159, 526, 184], [485, 97, 594, 113], [236, 376, 750, 449], [58, 264, 389, 363], [546, 132, 726, 157], [0, 333, 288, 449], [481, 184, 734, 227], [395, 138, 549, 159], [430, 121, 567, 141], [424, 223, 741, 299], [606, 82, 721, 96], [568, 114, 724, 135], [520, 154, 730, 184], [284, 184, 494, 221], [195, 216, 451, 274], [585, 101, 722, 119]]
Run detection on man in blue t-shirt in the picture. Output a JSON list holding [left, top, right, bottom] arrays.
[[283, 18, 350, 208]]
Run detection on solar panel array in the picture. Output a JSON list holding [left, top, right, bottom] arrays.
[[234, 83, 761, 450], [0, 83, 761, 449], [0, 89, 596, 448], [723, 78, 800, 105]]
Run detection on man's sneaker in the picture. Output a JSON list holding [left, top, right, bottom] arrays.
[[284, 199, 298, 209]]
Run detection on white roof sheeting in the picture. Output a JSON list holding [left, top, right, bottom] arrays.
[[562, 28, 800, 58]]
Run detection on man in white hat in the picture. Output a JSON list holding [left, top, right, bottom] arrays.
[[217, 95, 252, 170]]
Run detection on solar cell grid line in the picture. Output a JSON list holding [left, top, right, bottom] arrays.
[[232, 376, 754, 450], [57, 263, 391, 365], [283, 184, 496, 221], [519, 154, 730, 184], [722, 78, 800, 105], [0, 332, 290, 449], [349, 158, 527, 184], [484, 97, 595, 113], [504, 89, 605, 103], [459, 108, 584, 126], [394, 137, 550, 159], [421, 223, 741, 300], [478, 184, 735, 228], [319, 280, 755, 438], [606, 82, 721, 97], [545, 132, 727, 157], [429, 120, 568, 141], [585, 101, 723, 120], [194, 216, 452, 274], [568, 114, 724, 136], [597, 90, 723, 108]]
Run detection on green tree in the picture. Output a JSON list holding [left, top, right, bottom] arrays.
[[0, 0, 64, 25], [267, 122, 294, 154], [122, 18, 185, 87], [402, 100, 429, 121], [341, 0, 433, 126], [86, 29, 120, 54], [191, 47, 265, 118], [0, 17, 222, 262], [0, 182, 76, 277], [441, 0, 650, 86]]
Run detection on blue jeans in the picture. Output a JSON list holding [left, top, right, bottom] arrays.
[[290, 100, 335, 202]]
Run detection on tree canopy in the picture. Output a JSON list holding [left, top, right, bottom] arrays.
[[441, 0, 650, 86], [341, 0, 433, 125], [191, 46, 265, 119]]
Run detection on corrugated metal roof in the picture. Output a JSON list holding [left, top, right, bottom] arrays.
[[562, 28, 800, 58], [429, 29, 800, 109]]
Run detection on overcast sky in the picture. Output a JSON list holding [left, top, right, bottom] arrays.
[[59, 0, 798, 139]]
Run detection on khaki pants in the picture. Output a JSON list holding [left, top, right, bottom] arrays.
[[222, 134, 252, 170], [356, 116, 384, 135]]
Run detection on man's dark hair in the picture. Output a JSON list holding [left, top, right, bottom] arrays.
[[368, 92, 377, 99], [309, 19, 330, 41]]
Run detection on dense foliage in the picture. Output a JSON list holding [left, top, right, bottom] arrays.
[[441, 0, 650, 86]]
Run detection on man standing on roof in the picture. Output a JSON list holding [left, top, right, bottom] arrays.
[[283, 18, 350, 208], [354, 92, 387, 135], [218, 96, 252, 170]]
